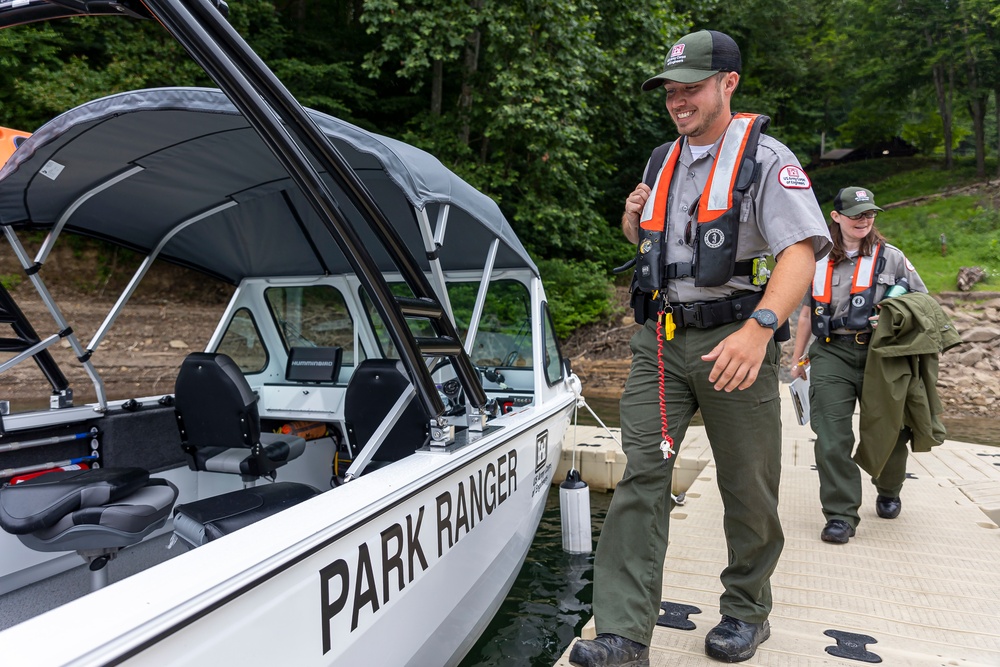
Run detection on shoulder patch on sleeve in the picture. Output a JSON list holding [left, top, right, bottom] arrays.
[[777, 165, 811, 189], [905, 257, 915, 272]]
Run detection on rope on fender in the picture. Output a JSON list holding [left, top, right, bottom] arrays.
[[656, 313, 676, 460]]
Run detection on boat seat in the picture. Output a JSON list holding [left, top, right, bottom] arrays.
[[344, 359, 430, 470], [0, 467, 178, 591], [174, 352, 307, 485], [171, 481, 319, 548]]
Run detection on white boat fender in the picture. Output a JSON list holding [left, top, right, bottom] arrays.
[[559, 469, 592, 554]]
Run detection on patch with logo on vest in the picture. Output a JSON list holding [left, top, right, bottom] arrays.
[[777, 165, 811, 189]]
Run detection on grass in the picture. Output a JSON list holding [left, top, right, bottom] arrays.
[[810, 157, 1000, 294]]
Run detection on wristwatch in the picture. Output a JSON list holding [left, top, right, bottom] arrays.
[[749, 308, 778, 332]]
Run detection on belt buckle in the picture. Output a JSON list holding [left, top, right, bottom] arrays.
[[855, 331, 868, 345], [678, 302, 701, 327]]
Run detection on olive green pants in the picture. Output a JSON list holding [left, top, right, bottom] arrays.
[[808, 338, 910, 528], [593, 319, 784, 646]]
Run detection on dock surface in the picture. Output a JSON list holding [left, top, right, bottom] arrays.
[[555, 388, 1000, 666]]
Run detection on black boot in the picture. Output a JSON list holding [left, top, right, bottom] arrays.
[[875, 495, 901, 519], [821, 519, 855, 544], [569, 633, 649, 667], [704, 615, 770, 662]]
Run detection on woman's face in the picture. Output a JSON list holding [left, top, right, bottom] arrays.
[[832, 210, 877, 244]]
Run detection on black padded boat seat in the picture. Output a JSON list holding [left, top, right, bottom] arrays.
[[174, 352, 308, 482], [0, 467, 178, 552], [172, 481, 319, 548], [194, 432, 308, 476]]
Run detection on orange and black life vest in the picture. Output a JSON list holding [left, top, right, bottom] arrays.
[[634, 113, 770, 293], [810, 244, 885, 338]]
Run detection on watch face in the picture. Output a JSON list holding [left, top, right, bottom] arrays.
[[754, 309, 778, 328]]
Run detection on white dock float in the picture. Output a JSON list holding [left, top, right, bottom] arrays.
[[556, 386, 1000, 666]]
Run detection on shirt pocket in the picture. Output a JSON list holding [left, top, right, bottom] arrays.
[[876, 272, 894, 286]]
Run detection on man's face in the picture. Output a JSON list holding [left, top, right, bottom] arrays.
[[663, 73, 735, 145]]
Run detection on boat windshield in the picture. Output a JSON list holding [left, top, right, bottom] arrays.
[[363, 280, 534, 391]]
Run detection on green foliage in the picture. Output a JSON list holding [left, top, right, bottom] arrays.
[[537, 258, 613, 339], [902, 113, 945, 156], [0, 274, 22, 290], [813, 158, 1000, 293], [809, 157, 931, 206], [838, 107, 903, 147], [5, 0, 1000, 339]]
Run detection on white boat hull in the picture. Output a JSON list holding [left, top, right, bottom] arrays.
[[0, 403, 571, 667]]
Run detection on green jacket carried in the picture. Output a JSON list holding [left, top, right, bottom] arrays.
[[855, 292, 963, 478]]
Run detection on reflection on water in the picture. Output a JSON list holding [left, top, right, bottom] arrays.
[[459, 486, 612, 667]]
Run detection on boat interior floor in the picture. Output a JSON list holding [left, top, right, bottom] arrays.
[[0, 532, 180, 632]]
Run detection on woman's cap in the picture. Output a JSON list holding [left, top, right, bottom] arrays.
[[833, 186, 884, 216], [642, 30, 742, 91]]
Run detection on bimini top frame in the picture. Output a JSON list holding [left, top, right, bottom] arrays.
[[0, 0, 537, 428]]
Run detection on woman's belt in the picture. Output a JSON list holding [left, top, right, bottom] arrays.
[[828, 331, 872, 345]]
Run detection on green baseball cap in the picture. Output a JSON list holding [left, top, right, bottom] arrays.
[[833, 186, 884, 216], [641, 30, 742, 92]]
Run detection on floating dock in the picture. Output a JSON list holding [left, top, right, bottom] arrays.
[[555, 387, 1000, 666]]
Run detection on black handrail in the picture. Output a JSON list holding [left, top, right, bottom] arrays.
[[139, 0, 488, 415], [2, 0, 493, 420]]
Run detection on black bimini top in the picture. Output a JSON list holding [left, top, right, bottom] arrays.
[[0, 87, 536, 284]]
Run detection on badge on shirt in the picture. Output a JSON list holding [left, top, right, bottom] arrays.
[[777, 165, 811, 189]]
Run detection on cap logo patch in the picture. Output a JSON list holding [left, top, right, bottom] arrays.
[[777, 165, 811, 189], [854, 191, 870, 201], [667, 43, 687, 66]]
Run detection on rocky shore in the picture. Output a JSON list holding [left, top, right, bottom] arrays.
[[564, 288, 1000, 423]]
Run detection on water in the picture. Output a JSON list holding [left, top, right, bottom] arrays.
[[458, 486, 612, 667]]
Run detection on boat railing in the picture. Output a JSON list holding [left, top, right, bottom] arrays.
[[0, 225, 106, 410], [0, 0, 499, 442]]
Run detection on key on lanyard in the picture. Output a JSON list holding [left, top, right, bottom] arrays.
[[660, 309, 676, 341]]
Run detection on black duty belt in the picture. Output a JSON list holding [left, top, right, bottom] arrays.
[[644, 291, 764, 329], [829, 331, 872, 345]]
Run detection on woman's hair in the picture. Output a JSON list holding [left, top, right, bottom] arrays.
[[828, 213, 887, 264]]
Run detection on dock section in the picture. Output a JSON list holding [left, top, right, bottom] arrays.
[[556, 388, 1000, 666]]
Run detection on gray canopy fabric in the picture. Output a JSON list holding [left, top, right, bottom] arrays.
[[0, 87, 536, 283]]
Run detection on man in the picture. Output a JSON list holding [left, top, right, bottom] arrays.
[[570, 30, 831, 666]]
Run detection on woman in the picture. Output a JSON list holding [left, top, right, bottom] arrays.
[[790, 186, 926, 544]]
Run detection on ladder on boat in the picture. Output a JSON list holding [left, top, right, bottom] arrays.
[[142, 0, 492, 444], [0, 283, 71, 406]]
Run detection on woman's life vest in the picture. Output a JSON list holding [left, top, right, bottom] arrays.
[[634, 113, 770, 294], [810, 243, 885, 338]]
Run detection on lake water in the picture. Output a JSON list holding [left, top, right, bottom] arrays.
[[459, 392, 999, 667], [459, 485, 611, 667]]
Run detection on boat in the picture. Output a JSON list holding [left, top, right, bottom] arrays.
[[0, 1, 577, 664]]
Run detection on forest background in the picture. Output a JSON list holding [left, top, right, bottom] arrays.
[[2, 0, 1000, 338]]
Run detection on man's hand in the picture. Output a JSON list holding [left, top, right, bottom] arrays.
[[701, 323, 773, 392], [622, 183, 652, 244]]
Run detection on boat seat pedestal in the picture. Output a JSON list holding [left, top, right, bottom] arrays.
[[172, 481, 319, 548]]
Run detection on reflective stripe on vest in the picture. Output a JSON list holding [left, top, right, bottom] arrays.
[[812, 243, 882, 302], [638, 140, 682, 232], [638, 112, 762, 232]]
